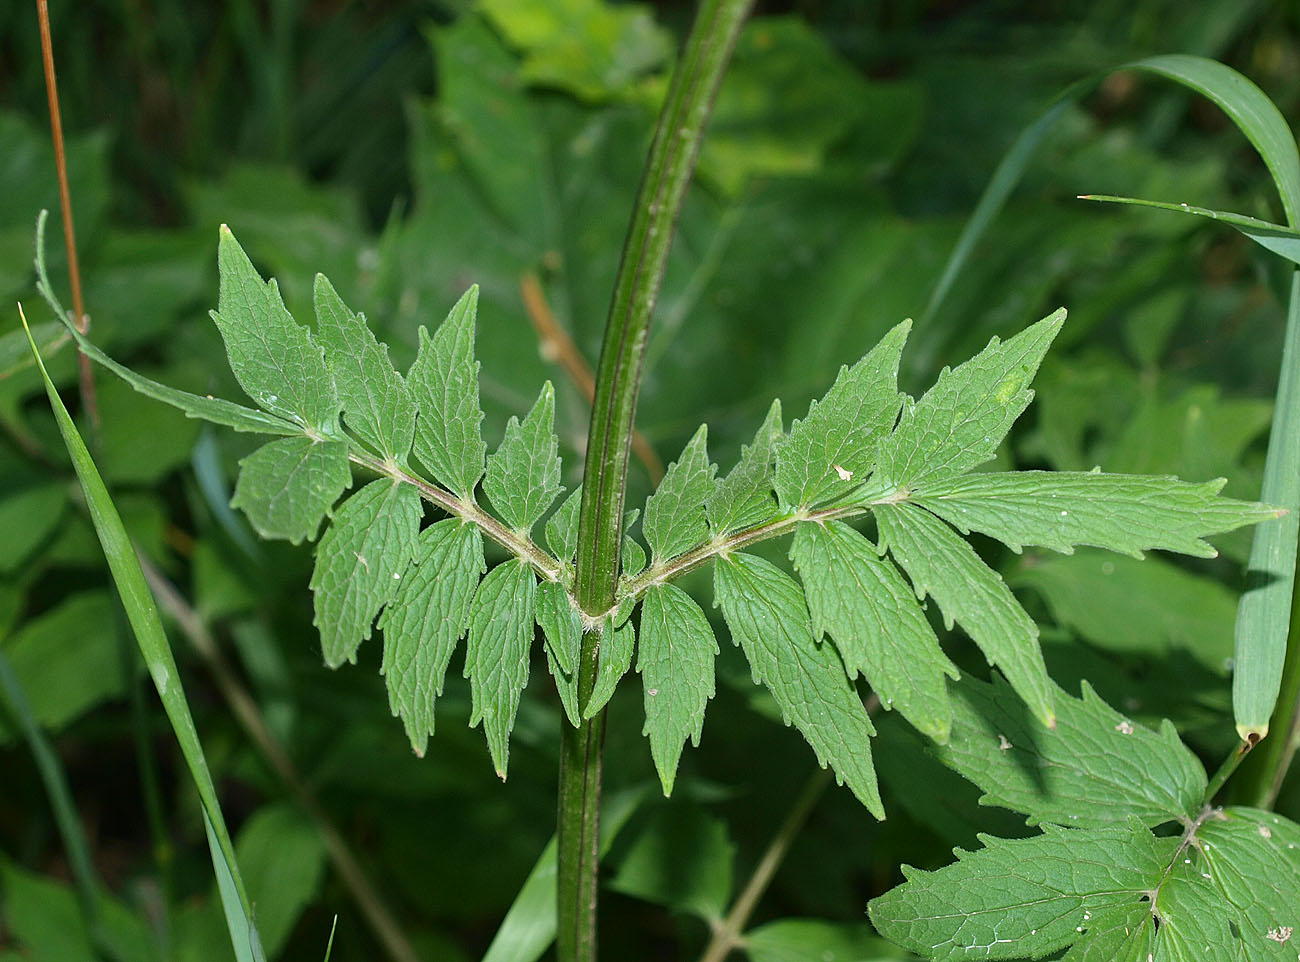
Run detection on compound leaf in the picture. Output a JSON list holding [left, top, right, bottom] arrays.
[[231, 437, 351, 544], [466, 559, 537, 777], [790, 520, 958, 742], [714, 553, 882, 817], [311, 479, 422, 667], [644, 425, 716, 564], [876, 502, 1054, 729], [408, 286, 486, 500], [313, 274, 416, 464], [933, 676, 1205, 829], [536, 578, 581, 678], [484, 381, 563, 534], [774, 320, 908, 510], [707, 399, 782, 535], [638, 583, 718, 795], [917, 471, 1282, 559], [211, 226, 339, 434], [876, 310, 1063, 489], [378, 520, 484, 755], [586, 616, 635, 719]]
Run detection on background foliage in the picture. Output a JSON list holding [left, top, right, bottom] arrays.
[[2, 1, 1299, 959]]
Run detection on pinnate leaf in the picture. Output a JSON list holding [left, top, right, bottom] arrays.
[[536, 578, 581, 677], [638, 583, 718, 795], [586, 616, 635, 718], [933, 676, 1205, 828], [917, 470, 1282, 558], [484, 381, 563, 534], [790, 520, 957, 742], [876, 310, 1063, 489], [644, 425, 716, 564], [378, 520, 484, 755], [311, 479, 421, 667], [707, 399, 782, 535], [869, 808, 1300, 962], [408, 286, 486, 500], [876, 502, 1055, 729], [313, 274, 416, 464], [774, 320, 908, 510], [466, 559, 537, 777], [231, 437, 351, 544], [714, 553, 882, 817], [211, 226, 339, 434]]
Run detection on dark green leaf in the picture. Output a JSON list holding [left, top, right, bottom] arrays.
[[230, 437, 351, 544], [707, 399, 782, 536], [484, 381, 563, 534], [791, 520, 957, 742], [379, 520, 484, 755], [643, 425, 716, 564], [714, 553, 882, 817], [466, 559, 537, 777], [876, 502, 1055, 729], [311, 479, 422, 667]]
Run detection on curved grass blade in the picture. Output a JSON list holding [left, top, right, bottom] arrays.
[[20, 308, 266, 962], [1080, 195, 1300, 266]]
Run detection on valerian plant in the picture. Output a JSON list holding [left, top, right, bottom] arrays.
[[34, 204, 1297, 957], [23, 6, 1300, 961]]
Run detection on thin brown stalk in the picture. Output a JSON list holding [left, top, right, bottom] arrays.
[[138, 553, 421, 962], [37, 0, 99, 430], [520, 272, 664, 484], [696, 694, 881, 962]]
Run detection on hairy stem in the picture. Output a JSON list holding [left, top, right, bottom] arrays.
[[561, 1, 753, 959]]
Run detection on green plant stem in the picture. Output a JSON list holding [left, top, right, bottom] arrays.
[[697, 769, 831, 962], [560, 1, 753, 959]]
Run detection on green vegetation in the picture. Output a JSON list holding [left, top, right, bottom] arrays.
[[3, 2, 1300, 961]]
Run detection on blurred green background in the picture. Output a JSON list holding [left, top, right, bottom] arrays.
[[2, 1, 1299, 959]]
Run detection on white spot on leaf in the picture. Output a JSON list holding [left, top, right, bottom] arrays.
[[833, 464, 852, 481]]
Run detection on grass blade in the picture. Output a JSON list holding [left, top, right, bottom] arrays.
[[19, 306, 266, 962]]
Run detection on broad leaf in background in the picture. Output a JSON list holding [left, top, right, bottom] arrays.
[[480, 0, 671, 102], [1013, 550, 1238, 670], [715, 553, 882, 817], [230, 437, 351, 543], [643, 425, 716, 565], [932, 676, 1205, 828], [774, 320, 907, 510], [483, 381, 563, 535], [310, 479, 422, 667], [637, 583, 718, 794], [313, 273, 416, 465], [791, 520, 958, 742], [466, 559, 537, 778], [876, 310, 1063, 489], [233, 804, 326, 959], [407, 285, 487, 502], [876, 502, 1055, 729], [211, 226, 340, 434], [743, 919, 908, 962], [378, 519, 485, 755], [870, 809, 1300, 962]]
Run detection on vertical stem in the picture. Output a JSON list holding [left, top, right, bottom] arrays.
[[558, 1, 753, 960], [36, 0, 99, 429]]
